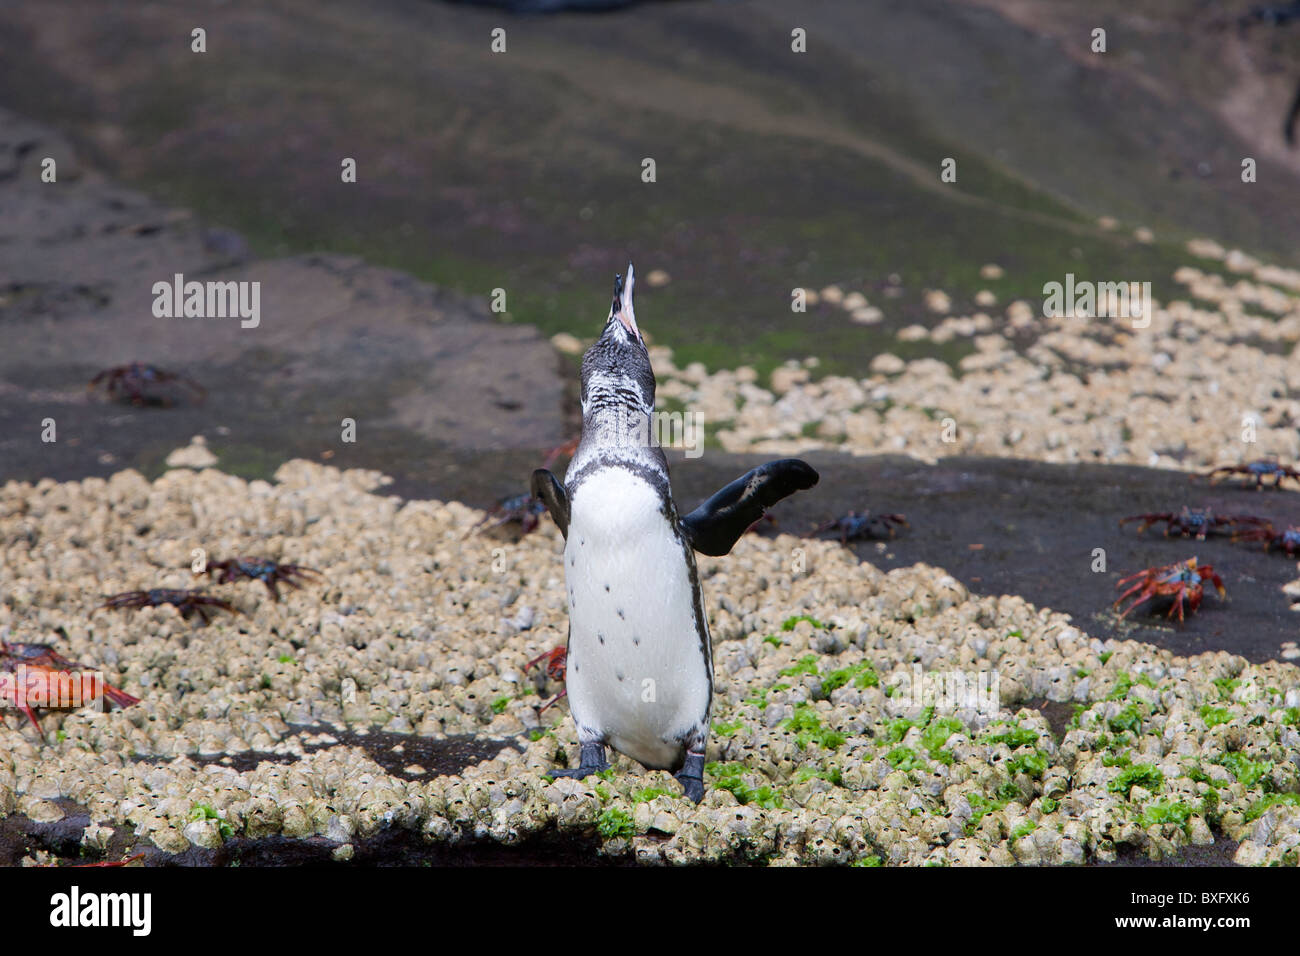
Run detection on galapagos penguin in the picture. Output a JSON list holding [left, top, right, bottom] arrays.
[[530, 264, 819, 802]]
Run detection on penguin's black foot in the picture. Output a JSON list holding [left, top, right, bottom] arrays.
[[548, 741, 608, 780], [674, 749, 706, 804]]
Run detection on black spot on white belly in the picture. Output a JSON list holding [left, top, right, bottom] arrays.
[[616, 671, 624, 681], [617, 609, 625, 619], [598, 633, 605, 645], [633, 636, 640, 646], [604, 584, 610, 592]]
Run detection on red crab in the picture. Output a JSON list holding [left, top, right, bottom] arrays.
[[525, 646, 567, 714], [465, 493, 548, 539], [1119, 506, 1269, 540], [97, 588, 238, 624], [541, 436, 580, 470], [1113, 557, 1226, 623], [809, 510, 908, 543], [87, 362, 206, 406], [0, 642, 139, 734], [1205, 459, 1300, 490], [1232, 524, 1300, 557], [202, 557, 322, 600]]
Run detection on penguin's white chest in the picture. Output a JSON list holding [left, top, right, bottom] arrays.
[[563, 468, 712, 770]]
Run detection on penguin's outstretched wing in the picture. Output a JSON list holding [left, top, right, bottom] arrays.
[[531, 468, 571, 540], [680, 459, 819, 557]]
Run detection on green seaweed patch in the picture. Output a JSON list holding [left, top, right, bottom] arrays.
[[1007, 750, 1049, 780], [706, 762, 784, 809], [779, 655, 821, 678], [1283, 707, 1299, 727], [1243, 792, 1300, 823], [632, 787, 676, 803], [886, 746, 921, 772], [980, 722, 1038, 750], [597, 807, 636, 840], [851, 855, 883, 867], [920, 716, 964, 765], [1138, 800, 1196, 830], [1108, 764, 1164, 797], [1199, 705, 1232, 729], [782, 703, 847, 751], [1212, 677, 1242, 700], [821, 659, 880, 693], [189, 804, 234, 841], [1107, 671, 1157, 701], [1039, 797, 1059, 815], [1099, 652, 1114, 665], [743, 688, 770, 709], [1211, 753, 1274, 790], [1108, 703, 1146, 735], [966, 793, 1007, 835], [1010, 820, 1037, 841], [782, 615, 829, 631], [713, 718, 745, 737], [491, 695, 512, 715], [762, 635, 783, 648], [793, 765, 844, 787]]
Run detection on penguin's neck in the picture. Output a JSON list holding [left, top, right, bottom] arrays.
[[568, 400, 670, 494]]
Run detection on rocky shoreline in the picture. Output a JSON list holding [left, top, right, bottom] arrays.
[[2, 458, 1296, 866]]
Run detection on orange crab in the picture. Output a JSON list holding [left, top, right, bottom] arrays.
[[0, 642, 140, 734], [1113, 558, 1226, 623]]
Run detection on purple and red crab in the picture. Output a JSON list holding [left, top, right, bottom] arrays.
[[466, 493, 549, 539], [201, 556, 322, 600], [1119, 506, 1269, 541], [1204, 459, 1300, 490], [0, 641, 139, 734], [96, 587, 238, 624], [809, 510, 908, 543], [87, 362, 206, 406], [524, 646, 567, 713], [1232, 523, 1300, 557], [1113, 557, 1226, 623]]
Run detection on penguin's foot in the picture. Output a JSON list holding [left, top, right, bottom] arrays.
[[674, 749, 706, 804], [548, 741, 608, 780]]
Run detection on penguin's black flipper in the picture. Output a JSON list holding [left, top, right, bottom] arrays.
[[680, 459, 819, 557], [531, 468, 570, 540]]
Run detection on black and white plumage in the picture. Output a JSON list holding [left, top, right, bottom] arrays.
[[531, 264, 818, 802]]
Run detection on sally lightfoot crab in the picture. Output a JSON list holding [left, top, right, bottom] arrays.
[[202, 557, 322, 600], [1205, 459, 1300, 490], [1113, 557, 1226, 623], [1232, 524, 1300, 557], [87, 362, 206, 406], [466, 493, 548, 539], [0, 642, 139, 735], [809, 510, 908, 543], [97, 588, 238, 624], [524, 646, 567, 713], [1119, 506, 1269, 540]]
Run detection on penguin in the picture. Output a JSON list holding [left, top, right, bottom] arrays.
[[530, 264, 819, 802]]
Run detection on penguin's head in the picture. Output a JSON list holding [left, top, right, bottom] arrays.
[[580, 263, 655, 415]]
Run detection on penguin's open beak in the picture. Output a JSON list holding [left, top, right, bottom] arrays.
[[609, 263, 641, 343]]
